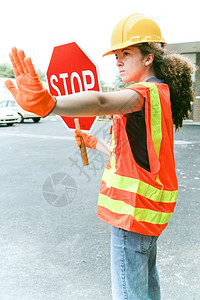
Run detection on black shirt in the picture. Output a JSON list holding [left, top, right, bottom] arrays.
[[125, 78, 163, 172]]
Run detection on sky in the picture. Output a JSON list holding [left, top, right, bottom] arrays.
[[1, 0, 199, 84]]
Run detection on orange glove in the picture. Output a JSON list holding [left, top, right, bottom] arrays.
[[74, 129, 97, 149], [4, 47, 56, 118]]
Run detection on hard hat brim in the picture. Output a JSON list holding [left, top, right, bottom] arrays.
[[103, 39, 166, 57]]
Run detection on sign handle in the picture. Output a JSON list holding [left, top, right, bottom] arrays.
[[74, 118, 89, 166]]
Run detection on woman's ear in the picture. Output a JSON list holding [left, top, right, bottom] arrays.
[[144, 53, 154, 67]]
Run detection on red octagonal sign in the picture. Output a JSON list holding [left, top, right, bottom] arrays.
[[46, 41, 101, 131]]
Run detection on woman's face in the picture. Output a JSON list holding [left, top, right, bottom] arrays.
[[115, 46, 152, 83]]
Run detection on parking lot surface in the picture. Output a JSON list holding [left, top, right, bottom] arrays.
[[0, 117, 199, 300]]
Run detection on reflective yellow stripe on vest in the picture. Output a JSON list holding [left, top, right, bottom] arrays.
[[102, 168, 178, 203], [140, 82, 163, 186], [98, 193, 173, 225], [109, 128, 116, 170], [140, 82, 162, 159]]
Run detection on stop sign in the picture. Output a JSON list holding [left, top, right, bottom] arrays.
[[46, 41, 101, 131]]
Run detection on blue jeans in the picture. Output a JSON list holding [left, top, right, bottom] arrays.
[[111, 226, 161, 300]]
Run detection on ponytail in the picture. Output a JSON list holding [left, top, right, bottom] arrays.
[[138, 43, 195, 130]]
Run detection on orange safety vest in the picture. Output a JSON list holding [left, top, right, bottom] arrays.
[[97, 82, 178, 237]]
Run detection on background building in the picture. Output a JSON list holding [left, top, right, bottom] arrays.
[[167, 41, 200, 122]]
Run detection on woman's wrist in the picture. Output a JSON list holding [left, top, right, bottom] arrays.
[[96, 139, 110, 156]]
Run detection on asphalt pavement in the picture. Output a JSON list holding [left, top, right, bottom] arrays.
[[0, 116, 199, 300]]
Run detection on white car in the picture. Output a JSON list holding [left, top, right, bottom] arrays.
[[0, 100, 41, 123], [0, 107, 19, 126]]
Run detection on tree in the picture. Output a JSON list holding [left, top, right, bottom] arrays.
[[36, 68, 46, 81], [0, 63, 14, 78], [0, 63, 46, 81], [100, 77, 132, 92], [101, 80, 116, 92]]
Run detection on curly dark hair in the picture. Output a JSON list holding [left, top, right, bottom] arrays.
[[137, 43, 195, 130]]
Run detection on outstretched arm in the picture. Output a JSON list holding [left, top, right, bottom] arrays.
[[5, 47, 144, 118], [53, 88, 143, 116]]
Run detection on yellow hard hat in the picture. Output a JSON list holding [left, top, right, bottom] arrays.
[[103, 13, 165, 56]]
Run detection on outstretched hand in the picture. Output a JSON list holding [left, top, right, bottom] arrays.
[[5, 47, 56, 118]]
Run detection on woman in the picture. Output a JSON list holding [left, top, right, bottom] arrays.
[[5, 13, 194, 300]]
